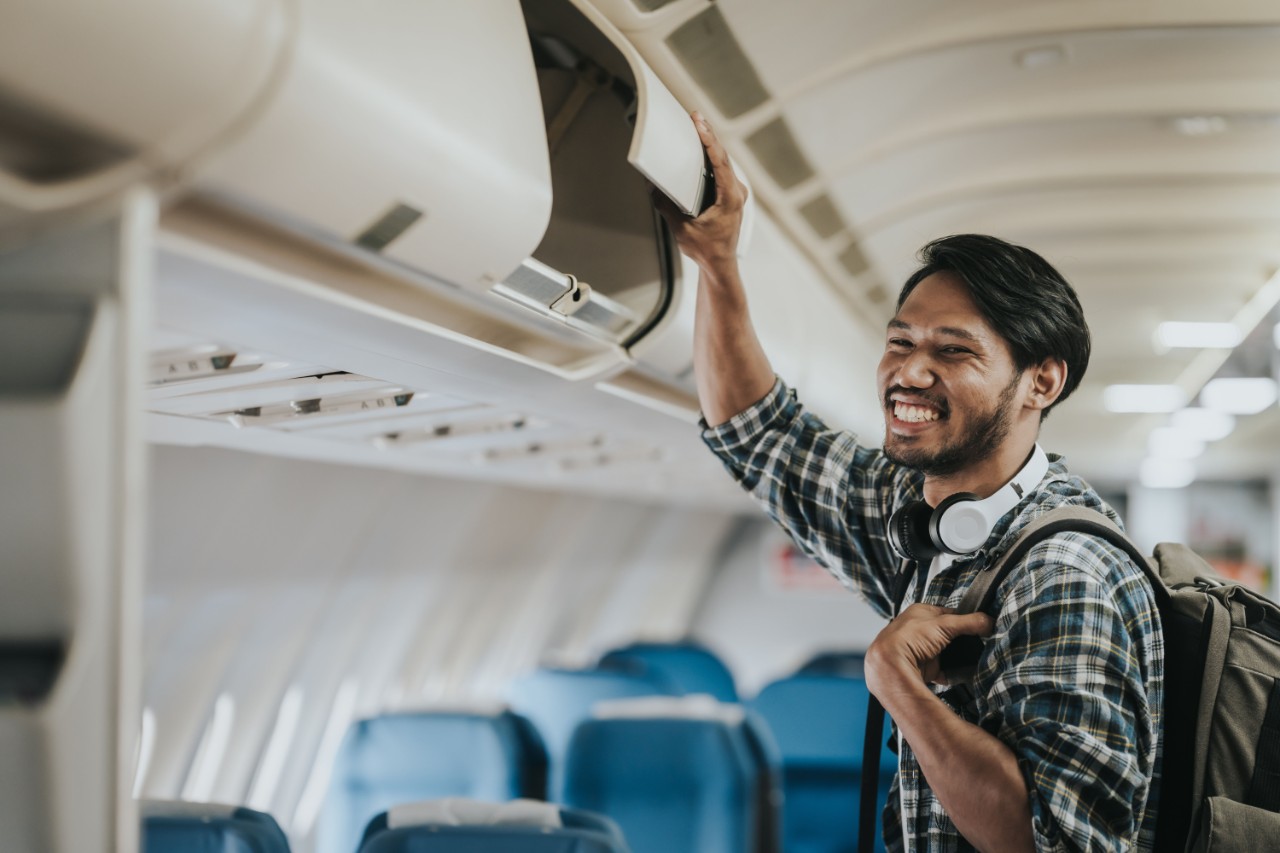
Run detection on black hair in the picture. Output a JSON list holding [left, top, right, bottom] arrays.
[[897, 234, 1090, 419]]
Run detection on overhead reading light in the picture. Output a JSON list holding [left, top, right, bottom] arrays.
[[373, 413, 537, 448], [476, 435, 605, 464], [558, 446, 661, 472], [1200, 377, 1278, 415], [1103, 384, 1187, 413], [1170, 407, 1235, 442], [1139, 457, 1195, 489], [149, 348, 264, 385], [1147, 427, 1205, 460], [1171, 115, 1229, 136], [226, 389, 414, 428], [1154, 321, 1242, 350]]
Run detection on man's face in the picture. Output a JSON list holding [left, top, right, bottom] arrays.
[[876, 272, 1026, 478]]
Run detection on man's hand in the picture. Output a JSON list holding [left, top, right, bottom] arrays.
[[865, 604, 994, 703], [652, 112, 749, 275]]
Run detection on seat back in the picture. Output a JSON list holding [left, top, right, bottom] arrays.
[[318, 709, 547, 853], [794, 649, 866, 678], [356, 798, 629, 853], [751, 675, 895, 853], [507, 666, 674, 799], [564, 696, 763, 853], [598, 641, 738, 703], [141, 801, 291, 853]]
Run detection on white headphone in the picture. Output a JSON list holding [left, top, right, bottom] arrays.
[[888, 445, 1050, 561]]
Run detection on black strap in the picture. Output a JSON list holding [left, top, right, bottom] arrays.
[[857, 560, 915, 853], [859, 695, 886, 853], [1247, 678, 1280, 812]]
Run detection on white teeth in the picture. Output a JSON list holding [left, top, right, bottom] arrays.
[[894, 403, 940, 423]]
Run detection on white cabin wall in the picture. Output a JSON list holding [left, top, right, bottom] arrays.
[[691, 518, 887, 698], [138, 444, 739, 848]]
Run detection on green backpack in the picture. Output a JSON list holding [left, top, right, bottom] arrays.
[[859, 506, 1280, 852]]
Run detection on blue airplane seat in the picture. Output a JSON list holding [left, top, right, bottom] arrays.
[[750, 674, 897, 853], [356, 798, 630, 853], [563, 696, 766, 853], [795, 649, 866, 678], [506, 666, 676, 800], [141, 800, 290, 853], [317, 708, 547, 853], [597, 640, 739, 703]]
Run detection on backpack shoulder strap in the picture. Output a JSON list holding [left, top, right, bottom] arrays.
[[955, 505, 1170, 617]]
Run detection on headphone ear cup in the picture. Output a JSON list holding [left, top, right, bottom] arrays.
[[888, 499, 939, 562], [929, 491, 984, 555]]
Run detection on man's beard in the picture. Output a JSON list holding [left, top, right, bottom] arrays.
[[883, 371, 1022, 478]]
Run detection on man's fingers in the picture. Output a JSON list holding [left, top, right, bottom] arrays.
[[692, 112, 739, 192], [943, 612, 996, 638]]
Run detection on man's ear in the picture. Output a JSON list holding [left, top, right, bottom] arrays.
[[1025, 357, 1067, 413]]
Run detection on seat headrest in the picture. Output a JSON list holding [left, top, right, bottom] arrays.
[[591, 693, 745, 724], [386, 798, 562, 830], [139, 800, 241, 819]]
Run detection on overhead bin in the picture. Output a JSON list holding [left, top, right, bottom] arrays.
[[0, 0, 290, 237], [490, 0, 714, 347]]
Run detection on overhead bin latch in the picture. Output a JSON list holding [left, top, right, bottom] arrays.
[[550, 274, 591, 317]]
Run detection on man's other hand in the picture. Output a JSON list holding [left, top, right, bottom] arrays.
[[866, 604, 995, 701], [652, 112, 749, 275]]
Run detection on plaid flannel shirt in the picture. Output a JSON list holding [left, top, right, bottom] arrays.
[[703, 379, 1163, 853]]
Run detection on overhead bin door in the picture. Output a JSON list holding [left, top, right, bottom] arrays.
[[488, 0, 714, 347]]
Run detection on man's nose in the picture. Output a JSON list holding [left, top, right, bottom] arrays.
[[895, 351, 936, 389]]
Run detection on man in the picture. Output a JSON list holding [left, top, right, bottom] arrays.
[[654, 114, 1163, 852]]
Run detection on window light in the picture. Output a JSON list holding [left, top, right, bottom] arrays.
[[182, 694, 236, 802], [1139, 457, 1195, 489], [1154, 321, 1242, 350], [132, 708, 157, 799], [1103, 384, 1187, 413], [1200, 377, 1278, 415], [247, 686, 305, 813], [1170, 408, 1235, 442]]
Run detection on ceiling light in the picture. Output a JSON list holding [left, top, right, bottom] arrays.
[[1103, 384, 1187, 413], [1139, 457, 1195, 489], [1273, 322, 1279, 349], [1147, 427, 1205, 460], [1154, 321, 1242, 350], [1170, 408, 1235, 442], [1172, 115, 1229, 136], [1200, 377, 1278, 415]]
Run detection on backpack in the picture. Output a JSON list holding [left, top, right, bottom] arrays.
[[858, 506, 1280, 853]]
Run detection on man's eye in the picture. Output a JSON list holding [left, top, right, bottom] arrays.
[[887, 338, 912, 349], [941, 346, 971, 356]]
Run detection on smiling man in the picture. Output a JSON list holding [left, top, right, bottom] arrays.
[[655, 115, 1164, 853]]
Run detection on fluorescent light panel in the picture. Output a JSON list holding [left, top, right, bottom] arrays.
[[1139, 457, 1195, 489], [1201, 377, 1278, 415], [1103, 384, 1187, 413], [1170, 408, 1235, 442], [1148, 427, 1205, 460], [1154, 322, 1242, 349]]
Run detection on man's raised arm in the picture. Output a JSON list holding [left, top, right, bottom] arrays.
[[654, 113, 775, 427]]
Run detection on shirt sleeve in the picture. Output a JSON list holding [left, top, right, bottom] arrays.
[[977, 533, 1161, 853], [701, 377, 910, 617]]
